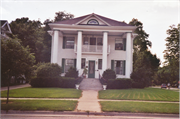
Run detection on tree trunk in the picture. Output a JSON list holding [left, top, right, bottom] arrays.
[[6, 78, 10, 104]]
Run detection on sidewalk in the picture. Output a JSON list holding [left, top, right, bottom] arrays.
[[1, 84, 31, 91], [76, 78, 103, 112]]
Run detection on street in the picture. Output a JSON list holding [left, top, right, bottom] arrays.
[[1, 113, 179, 119]]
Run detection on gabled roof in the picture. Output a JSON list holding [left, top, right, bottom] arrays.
[[51, 13, 132, 27], [0, 20, 12, 33]]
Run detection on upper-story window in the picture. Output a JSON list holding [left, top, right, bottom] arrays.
[[63, 37, 75, 49], [115, 38, 126, 51], [87, 19, 99, 25]]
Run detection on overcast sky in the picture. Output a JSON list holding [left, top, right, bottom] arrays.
[[1, 0, 179, 66]]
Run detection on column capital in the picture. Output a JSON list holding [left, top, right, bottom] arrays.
[[102, 31, 108, 33], [77, 30, 83, 32]]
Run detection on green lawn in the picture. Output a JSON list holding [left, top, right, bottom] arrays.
[[100, 101, 179, 114], [99, 88, 179, 101], [1, 100, 77, 111], [1, 87, 82, 98]]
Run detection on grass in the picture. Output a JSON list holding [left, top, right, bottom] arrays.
[[100, 101, 179, 114], [1, 100, 77, 111], [1, 87, 82, 98], [99, 88, 179, 101]]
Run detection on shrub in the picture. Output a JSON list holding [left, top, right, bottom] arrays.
[[65, 67, 78, 78], [102, 69, 116, 80], [107, 78, 132, 89], [61, 77, 83, 88], [30, 63, 62, 87], [37, 63, 62, 78], [132, 82, 145, 89], [30, 77, 62, 87]]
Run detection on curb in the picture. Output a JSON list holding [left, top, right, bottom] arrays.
[[1, 110, 179, 118]]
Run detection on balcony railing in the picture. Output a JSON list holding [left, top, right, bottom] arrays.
[[74, 45, 110, 54]]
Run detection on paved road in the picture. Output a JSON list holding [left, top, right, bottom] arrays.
[[1, 84, 31, 91], [1, 113, 179, 119]]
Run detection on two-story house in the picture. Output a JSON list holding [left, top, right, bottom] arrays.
[[48, 13, 136, 78]]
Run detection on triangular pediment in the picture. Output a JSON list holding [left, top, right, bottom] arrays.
[[75, 13, 111, 26]]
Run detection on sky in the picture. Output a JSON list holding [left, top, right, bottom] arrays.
[[0, 0, 179, 66]]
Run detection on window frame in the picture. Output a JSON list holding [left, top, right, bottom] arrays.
[[98, 59, 102, 69], [115, 38, 124, 50], [63, 37, 75, 49], [81, 58, 86, 69]]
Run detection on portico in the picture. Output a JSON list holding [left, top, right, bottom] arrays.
[[48, 13, 136, 78]]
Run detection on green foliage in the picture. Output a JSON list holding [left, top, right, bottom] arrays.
[[102, 69, 116, 80], [9, 18, 45, 63], [1, 37, 35, 85], [65, 67, 78, 78], [54, 11, 74, 22], [30, 77, 62, 87], [132, 82, 145, 89], [129, 18, 152, 52], [107, 78, 132, 89], [36, 63, 62, 78], [156, 24, 179, 84]]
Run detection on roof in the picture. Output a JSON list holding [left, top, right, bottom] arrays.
[[51, 13, 132, 27], [1, 20, 8, 27]]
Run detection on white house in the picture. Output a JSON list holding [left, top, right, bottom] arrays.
[[48, 13, 136, 78]]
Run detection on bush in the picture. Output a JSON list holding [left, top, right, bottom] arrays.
[[65, 67, 78, 78], [107, 78, 132, 89], [132, 82, 145, 89], [37, 63, 62, 78], [102, 69, 116, 80], [30, 63, 62, 87], [30, 77, 62, 87], [61, 77, 83, 88]]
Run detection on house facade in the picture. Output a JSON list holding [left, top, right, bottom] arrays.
[[48, 13, 136, 78]]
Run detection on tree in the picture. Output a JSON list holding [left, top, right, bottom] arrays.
[[1, 37, 35, 104], [156, 24, 179, 84], [129, 19, 160, 86], [9, 18, 45, 63], [54, 11, 74, 22]]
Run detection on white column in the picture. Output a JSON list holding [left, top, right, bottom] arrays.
[[51, 35, 54, 63], [76, 31, 82, 75], [126, 32, 132, 78], [102, 32, 108, 72], [52, 30, 59, 63]]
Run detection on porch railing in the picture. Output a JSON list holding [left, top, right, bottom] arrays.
[[74, 45, 110, 54]]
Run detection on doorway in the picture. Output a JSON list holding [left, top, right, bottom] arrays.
[[88, 61, 95, 78]]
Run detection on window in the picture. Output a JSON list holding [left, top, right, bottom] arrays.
[[97, 38, 103, 45], [83, 37, 88, 45], [81, 58, 86, 69], [63, 37, 75, 49], [64, 59, 75, 73], [98, 59, 102, 69], [111, 60, 125, 75], [115, 39, 123, 50], [87, 19, 99, 25]]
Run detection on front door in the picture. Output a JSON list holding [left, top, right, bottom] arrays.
[[88, 61, 95, 78]]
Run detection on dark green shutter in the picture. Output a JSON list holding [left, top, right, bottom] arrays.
[[123, 60, 126, 75], [74, 59, 76, 68], [63, 37, 66, 49], [111, 60, 114, 71], [123, 38, 126, 51], [62, 58, 65, 73]]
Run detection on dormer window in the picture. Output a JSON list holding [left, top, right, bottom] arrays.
[[87, 19, 99, 25]]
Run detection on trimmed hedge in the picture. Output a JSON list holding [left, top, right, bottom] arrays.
[[132, 82, 145, 89], [107, 78, 132, 89], [99, 78, 145, 89], [30, 77, 62, 87], [30, 77, 83, 88]]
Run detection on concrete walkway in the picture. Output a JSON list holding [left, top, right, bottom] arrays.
[[77, 78, 103, 112], [1, 84, 31, 91]]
